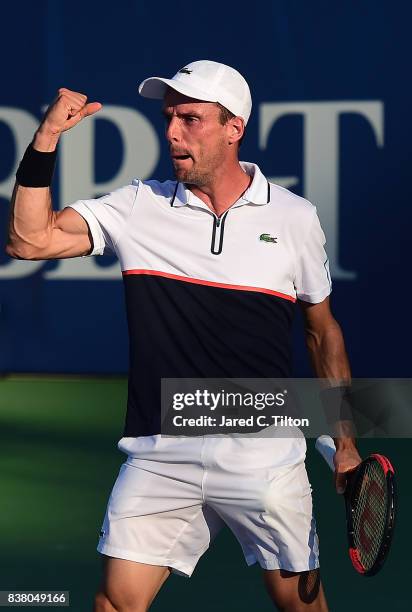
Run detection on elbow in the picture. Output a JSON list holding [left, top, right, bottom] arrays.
[[305, 331, 321, 357], [6, 241, 41, 260], [306, 324, 347, 361], [6, 227, 54, 259], [305, 322, 343, 356], [5, 242, 21, 259]]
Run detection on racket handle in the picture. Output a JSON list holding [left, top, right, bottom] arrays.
[[315, 435, 336, 471]]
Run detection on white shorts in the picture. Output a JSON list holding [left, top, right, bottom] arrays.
[[97, 434, 319, 577]]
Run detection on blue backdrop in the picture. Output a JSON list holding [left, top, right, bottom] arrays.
[[0, 0, 410, 376]]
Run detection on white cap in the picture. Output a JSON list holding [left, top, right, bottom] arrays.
[[138, 60, 252, 125]]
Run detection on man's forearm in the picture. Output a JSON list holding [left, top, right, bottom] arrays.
[[306, 321, 357, 449], [6, 129, 61, 259]]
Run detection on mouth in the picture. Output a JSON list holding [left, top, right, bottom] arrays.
[[170, 152, 192, 162]]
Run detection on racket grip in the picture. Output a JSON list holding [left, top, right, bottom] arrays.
[[315, 435, 336, 471]]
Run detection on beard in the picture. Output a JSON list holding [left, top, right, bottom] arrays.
[[174, 165, 213, 187], [172, 143, 227, 187]]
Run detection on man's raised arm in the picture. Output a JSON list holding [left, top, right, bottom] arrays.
[[6, 88, 102, 260]]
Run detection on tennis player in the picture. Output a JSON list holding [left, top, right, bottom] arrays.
[[8, 60, 361, 611]]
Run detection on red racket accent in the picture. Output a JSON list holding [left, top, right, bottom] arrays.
[[349, 547, 366, 574], [370, 453, 395, 475]]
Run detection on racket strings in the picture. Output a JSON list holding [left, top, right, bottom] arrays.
[[351, 462, 387, 571]]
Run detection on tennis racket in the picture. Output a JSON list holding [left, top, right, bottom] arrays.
[[315, 435, 396, 576]]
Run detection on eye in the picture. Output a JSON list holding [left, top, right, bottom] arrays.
[[184, 116, 197, 124]]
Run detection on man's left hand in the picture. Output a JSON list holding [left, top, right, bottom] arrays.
[[333, 446, 362, 494]]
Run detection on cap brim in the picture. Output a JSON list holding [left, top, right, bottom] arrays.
[[138, 77, 218, 104]]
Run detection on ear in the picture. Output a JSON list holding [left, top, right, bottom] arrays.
[[227, 116, 245, 145]]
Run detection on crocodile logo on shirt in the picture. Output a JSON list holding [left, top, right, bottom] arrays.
[[179, 68, 192, 74], [259, 233, 278, 243]]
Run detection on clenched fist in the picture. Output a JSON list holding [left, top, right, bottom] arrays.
[[34, 88, 102, 151]]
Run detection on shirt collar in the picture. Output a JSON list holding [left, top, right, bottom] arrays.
[[238, 161, 271, 206], [170, 161, 270, 208]]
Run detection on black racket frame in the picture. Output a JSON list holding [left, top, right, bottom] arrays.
[[344, 454, 396, 576]]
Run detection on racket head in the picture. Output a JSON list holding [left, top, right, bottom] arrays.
[[345, 453, 396, 576]]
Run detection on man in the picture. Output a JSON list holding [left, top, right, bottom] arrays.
[[7, 60, 361, 611]]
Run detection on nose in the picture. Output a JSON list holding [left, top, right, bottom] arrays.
[[165, 115, 181, 143]]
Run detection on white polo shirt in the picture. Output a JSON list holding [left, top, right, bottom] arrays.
[[68, 161, 331, 436]]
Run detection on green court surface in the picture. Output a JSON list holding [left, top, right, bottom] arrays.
[[0, 376, 409, 611]]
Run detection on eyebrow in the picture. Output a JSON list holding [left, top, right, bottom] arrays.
[[162, 109, 202, 118]]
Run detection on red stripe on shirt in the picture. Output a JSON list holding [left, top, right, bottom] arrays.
[[122, 269, 297, 303]]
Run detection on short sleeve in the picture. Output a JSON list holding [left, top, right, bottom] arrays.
[[294, 209, 332, 303], [66, 180, 139, 256]]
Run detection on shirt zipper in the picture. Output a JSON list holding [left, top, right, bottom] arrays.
[[210, 211, 229, 255]]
